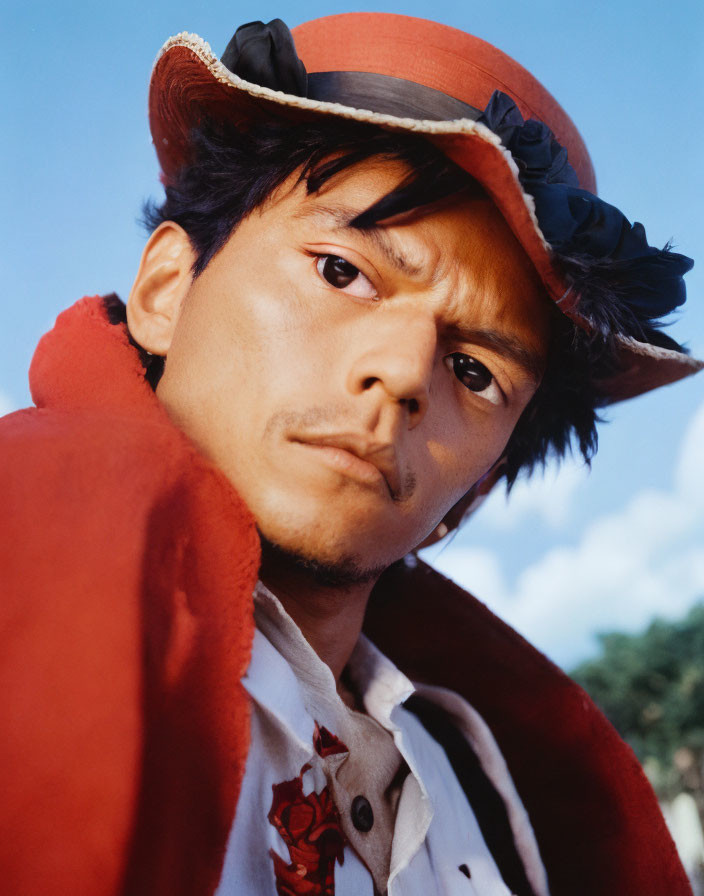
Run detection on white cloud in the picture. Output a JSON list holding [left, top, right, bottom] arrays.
[[0, 389, 17, 417], [428, 399, 704, 668], [429, 547, 512, 616], [675, 398, 704, 505], [477, 456, 590, 531]]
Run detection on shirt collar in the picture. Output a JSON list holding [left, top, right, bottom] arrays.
[[252, 581, 415, 733]]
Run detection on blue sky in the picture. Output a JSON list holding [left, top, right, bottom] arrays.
[[3, 0, 702, 667]]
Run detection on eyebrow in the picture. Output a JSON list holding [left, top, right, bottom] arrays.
[[292, 203, 428, 278]]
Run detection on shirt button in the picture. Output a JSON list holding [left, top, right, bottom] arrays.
[[351, 795, 374, 832]]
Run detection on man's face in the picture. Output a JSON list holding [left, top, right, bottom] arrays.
[[154, 158, 552, 577]]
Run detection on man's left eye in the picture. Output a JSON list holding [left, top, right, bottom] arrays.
[[315, 255, 377, 300], [444, 352, 504, 406]]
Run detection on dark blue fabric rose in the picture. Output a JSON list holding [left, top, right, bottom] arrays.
[[480, 91, 579, 187], [479, 90, 693, 321], [511, 119, 578, 186], [530, 183, 692, 316], [221, 19, 307, 96], [479, 90, 525, 143]]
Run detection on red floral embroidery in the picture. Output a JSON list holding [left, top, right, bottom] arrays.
[[268, 727, 350, 895], [313, 723, 349, 758]]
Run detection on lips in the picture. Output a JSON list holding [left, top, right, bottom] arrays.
[[292, 432, 404, 499]]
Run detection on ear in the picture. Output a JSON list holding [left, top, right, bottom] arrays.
[[126, 221, 196, 356]]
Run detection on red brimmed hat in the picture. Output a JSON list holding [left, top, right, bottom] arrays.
[[149, 13, 701, 407]]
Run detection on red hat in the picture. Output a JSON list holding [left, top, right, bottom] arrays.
[[149, 14, 700, 404], [150, 14, 701, 409]]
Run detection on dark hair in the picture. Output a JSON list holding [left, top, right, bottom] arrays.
[[143, 117, 609, 488]]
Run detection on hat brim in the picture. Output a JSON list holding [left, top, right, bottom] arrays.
[[149, 33, 703, 408]]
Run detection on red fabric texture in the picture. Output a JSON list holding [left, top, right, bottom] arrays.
[[0, 296, 691, 894], [366, 566, 693, 894], [1, 298, 260, 895]]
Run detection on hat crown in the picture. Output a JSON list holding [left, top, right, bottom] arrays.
[[292, 13, 596, 193]]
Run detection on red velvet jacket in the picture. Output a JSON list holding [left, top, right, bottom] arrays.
[[0, 297, 690, 895]]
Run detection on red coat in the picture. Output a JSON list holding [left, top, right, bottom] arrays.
[[0, 296, 690, 895]]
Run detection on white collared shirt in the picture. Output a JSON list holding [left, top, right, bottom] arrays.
[[215, 584, 549, 896]]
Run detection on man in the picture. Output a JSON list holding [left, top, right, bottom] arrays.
[[0, 13, 700, 896]]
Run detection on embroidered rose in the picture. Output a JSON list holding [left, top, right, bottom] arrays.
[[313, 723, 349, 758], [268, 760, 347, 896]]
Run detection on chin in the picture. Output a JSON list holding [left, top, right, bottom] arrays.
[[254, 507, 395, 588], [244, 482, 425, 582], [259, 533, 386, 588]]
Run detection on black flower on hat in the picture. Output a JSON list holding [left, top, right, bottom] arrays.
[[221, 19, 307, 95], [480, 91, 579, 187], [480, 90, 693, 325]]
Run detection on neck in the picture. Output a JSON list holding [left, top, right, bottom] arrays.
[[259, 545, 379, 682]]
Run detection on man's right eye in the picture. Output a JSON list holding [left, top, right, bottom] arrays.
[[444, 352, 504, 406], [315, 255, 378, 300]]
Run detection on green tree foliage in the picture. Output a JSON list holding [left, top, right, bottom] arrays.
[[571, 603, 704, 804]]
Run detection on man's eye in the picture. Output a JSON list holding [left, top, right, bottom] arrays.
[[444, 352, 503, 406], [315, 255, 377, 300]]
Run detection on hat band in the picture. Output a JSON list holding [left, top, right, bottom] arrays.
[[307, 71, 483, 122]]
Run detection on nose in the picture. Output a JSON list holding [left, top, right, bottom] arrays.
[[346, 311, 436, 428]]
